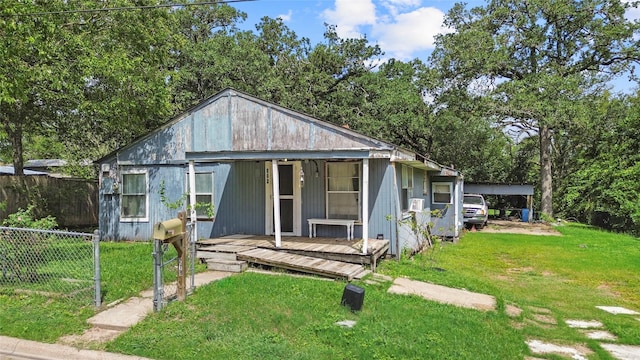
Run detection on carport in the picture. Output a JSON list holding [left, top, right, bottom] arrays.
[[463, 183, 534, 222]]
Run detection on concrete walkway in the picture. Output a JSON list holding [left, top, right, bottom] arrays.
[[386, 277, 640, 360], [388, 277, 497, 311], [0, 271, 234, 360], [0, 336, 151, 360]]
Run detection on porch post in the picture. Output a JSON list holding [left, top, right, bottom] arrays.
[[362, 158, 369, 254], [271, 160, 282, 248], [188, 160, 198, 241], [453, 176, 461, 238]]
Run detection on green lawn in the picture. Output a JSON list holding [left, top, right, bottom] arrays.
[[0, 241, 155, 341], [1, 223, 639, 359]]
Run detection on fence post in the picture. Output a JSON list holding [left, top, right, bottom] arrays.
[[177, 212, 187, 301], [152, 239, 164, 312], [93, 230, 101, 307]]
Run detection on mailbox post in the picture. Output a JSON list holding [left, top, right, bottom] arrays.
[[153, 211, 188, 310]]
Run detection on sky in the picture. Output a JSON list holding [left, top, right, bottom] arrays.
[[232, 0, 484, 61], [232, 0, 640, 94]]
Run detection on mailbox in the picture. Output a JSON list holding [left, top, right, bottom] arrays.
[[153, 218, 183, 240]]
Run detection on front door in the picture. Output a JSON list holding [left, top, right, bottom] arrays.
[[265, 161, 301, 236]]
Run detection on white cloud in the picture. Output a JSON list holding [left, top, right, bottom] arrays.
[[321, 0, 449, 60], [321, 0, 376, 38], [621, 0, 638, 18], [381, 0, 421, 17], [373, 7, 449, 59], [277, 10, 293, 22]]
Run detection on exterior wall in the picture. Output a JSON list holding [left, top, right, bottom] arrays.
[[393, 164, 433, 254], [430, 175, 463, 238], [392, 168, 464, 253], [208, 161, 264, 238], [300, 158, 396, 243], [100, 165, 187, 241], [367, 159, 398, 254]]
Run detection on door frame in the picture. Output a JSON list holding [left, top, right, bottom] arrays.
[[265, 161, 302, 236]]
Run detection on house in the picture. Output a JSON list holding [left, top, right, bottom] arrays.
[[97, 89, 463, 256]]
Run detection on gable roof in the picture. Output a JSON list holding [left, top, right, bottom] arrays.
[[97, 88, 457, 174]]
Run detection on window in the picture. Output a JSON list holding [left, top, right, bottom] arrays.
[[121, 171, 148, 220], [401, 165, 413, 211], [326, 162, 360, 220], [187, 172, 214, 219], [423, 170, 429, 195], [432, 182, 452, 204]]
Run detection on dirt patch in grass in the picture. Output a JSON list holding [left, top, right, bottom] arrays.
[[481, 220, 562, 236]]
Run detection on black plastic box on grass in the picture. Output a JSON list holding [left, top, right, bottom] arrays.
[[341, 284, 365, 311]]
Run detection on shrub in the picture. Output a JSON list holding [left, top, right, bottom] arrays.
[[2, 205, 58, 230]]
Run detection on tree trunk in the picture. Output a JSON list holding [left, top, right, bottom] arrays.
[[5, 120, 25, 176], [539, 124, 553, 218]]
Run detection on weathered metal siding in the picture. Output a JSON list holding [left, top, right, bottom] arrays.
[[192, 98, 232, 152], [391, 166, 459, 254], [430, 175, 461, 238], [100, 165, 188, 241], [117, 120, 191, 165], [393, 164, 417, 254], [230, 95, 380, 152], [300, 160, 325, 236], [368, 159, 398, 254], [209, 161, 265, 237]]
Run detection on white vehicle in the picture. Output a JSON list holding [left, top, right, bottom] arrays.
[[463, 194, 489, 229]]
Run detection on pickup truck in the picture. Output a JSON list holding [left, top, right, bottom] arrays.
[[463, 194, 489, 229]]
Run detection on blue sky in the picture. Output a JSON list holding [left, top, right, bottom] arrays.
[[232, 0, 639, 93], [233, 0, 485, 61]]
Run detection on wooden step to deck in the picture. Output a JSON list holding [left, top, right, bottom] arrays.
[[237, 248, 367, 281], [198, 244, 257, 261]]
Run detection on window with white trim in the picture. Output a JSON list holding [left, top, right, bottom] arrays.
[[121, 170, 148, 220], [432, 182, 452, 204], [401, 165, 413, 211], [326, 162, 360, 220], [187, 172, 214, 219]]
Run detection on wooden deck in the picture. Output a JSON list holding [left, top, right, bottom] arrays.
[[197, 235, 390, 280]]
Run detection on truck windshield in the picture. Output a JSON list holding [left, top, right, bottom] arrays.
[[464, 196, 484, 205]]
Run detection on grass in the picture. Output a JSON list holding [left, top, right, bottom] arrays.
[[107, 272, 526, 359], [0, 241, 155, 342], [1, 223, 639, 359]]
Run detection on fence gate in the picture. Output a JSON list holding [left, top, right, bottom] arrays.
[[0, 227, 101, 307], [152, 222, 196, 311]]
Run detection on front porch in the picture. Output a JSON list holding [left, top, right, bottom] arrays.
[[197, 235, 390, 280]]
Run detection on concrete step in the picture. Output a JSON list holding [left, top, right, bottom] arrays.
[[206, 259, 248, 273]]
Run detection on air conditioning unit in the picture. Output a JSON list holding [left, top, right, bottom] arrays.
[[408, 198, 424, 213]]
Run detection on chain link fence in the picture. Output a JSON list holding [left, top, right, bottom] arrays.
[[153, 223, 196, 311], [0, 227, 100, 307]]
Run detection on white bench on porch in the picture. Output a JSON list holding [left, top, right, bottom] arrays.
[[307, 218, 356, 240]]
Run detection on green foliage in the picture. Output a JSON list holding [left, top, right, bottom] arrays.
[[158, 180, 186, 211], [430, 0, 640, 216], [158, 180, 215, 218], [2, 205, 57, 230], [559, 93, 640, 235]]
